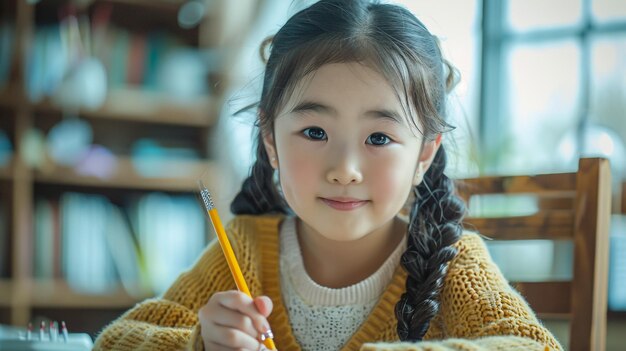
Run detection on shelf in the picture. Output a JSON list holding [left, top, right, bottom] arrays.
[[104, 0, 187, 9], [35, 157, 218, 192], [3, 279, 152, 308], [49, 0, 187, 8], [34, 88, 218, 127], [23, 280, 152, 308], [2, 86, 217, 127]]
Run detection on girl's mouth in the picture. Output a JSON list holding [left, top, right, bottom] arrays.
[[319, 197, 369, 211]]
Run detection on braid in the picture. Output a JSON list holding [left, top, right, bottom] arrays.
[[230, 132, 289, 215], [395, 147, 465, 341]]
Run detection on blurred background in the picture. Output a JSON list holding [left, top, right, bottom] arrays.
[[0, 0, 624, 349]]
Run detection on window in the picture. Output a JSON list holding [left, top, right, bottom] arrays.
[[481, 0, 626, 176]]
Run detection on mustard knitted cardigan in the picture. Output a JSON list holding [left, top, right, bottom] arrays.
[[93, 215, 563, 351]]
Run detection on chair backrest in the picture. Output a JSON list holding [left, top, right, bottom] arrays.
[[456, 158, 612, 351]]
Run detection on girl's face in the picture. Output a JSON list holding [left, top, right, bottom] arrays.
[[264, 62, 440, 242]]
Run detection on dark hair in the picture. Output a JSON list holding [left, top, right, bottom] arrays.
[[231, 0, 465, 341]]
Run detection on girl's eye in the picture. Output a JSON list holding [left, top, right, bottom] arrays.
[[366, 133, 391, 146], [302, 127, 327, 140]]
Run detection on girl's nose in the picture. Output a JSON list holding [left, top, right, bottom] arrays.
[[325, 148, 363, 185]]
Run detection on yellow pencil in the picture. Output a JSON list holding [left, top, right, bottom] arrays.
[[198, 180, 276, 350]]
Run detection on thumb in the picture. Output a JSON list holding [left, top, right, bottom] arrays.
[[253, 295, 273, 317]]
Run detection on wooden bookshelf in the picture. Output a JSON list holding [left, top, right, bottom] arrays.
[[33, 88, 219, 127], [0, 0, 257, 334], [4, 279, 149, 309], [104, 0, 188, 9], [26, 280, 150, 309], [34, 157, 218, 192]]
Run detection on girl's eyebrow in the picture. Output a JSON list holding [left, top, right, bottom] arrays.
[[290, 100, 403, 124]]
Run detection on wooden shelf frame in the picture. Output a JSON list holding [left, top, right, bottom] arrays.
[[103, 0, 188, 9], [2, 279, 151, 309], [34, 157, 219, 192], [33, 88, 219, 128], [28, 280, 151, 309], [3, 87, 219, 128]]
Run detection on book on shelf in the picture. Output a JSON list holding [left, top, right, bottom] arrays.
[[0, 202, 7, 277], [61, 193, 117, 294], [609, 215, 626, 311], [127, 32, 147, 86], [104, 26, 187, 91], [34, 199, 61, 280], [105, 204, 150, 296], [129, 192, 207, 294], [0, 20, 14, 90], [0, 129, 12, 169], [33, 192, 208, 297], [24, 20, 204, 104], [26, 25, 67, 104]]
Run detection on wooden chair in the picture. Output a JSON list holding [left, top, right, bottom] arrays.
[[456, 158, 612, 351]]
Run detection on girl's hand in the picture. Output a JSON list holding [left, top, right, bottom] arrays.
[[199, 290, 274, 351]]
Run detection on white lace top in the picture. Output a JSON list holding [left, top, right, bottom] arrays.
[[279, 217, 406, 351]]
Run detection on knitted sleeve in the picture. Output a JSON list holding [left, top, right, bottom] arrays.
[[361, 233, 564, 351], [92, 217, 255, 351]]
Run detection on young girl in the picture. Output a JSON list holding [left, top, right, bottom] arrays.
[[94, 1, 562, 350]]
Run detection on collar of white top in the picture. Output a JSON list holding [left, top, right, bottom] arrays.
[[279, 216, 407, 306]]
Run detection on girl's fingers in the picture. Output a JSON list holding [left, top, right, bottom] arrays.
[[204, 324, 261, 351], [216, 291, 271, 333], [199, 291, 274, 350], [253, 296, 273, 318], [212, 307, 258, 338]]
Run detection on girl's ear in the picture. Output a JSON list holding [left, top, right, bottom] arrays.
[[259, 109, 279, 169], [413, 134, 442, 186], [262, 132, 279, 169]]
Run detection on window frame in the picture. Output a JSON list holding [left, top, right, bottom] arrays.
[[479, 0, 626, 173]]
